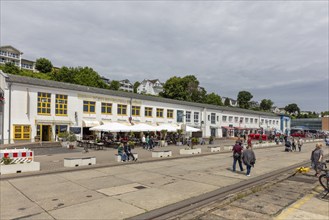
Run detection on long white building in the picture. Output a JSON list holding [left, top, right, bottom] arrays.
[[0, 71, 288, 144]]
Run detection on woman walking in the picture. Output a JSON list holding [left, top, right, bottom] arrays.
[[311, 143, 324, 177], [242, 145, 256, 176]]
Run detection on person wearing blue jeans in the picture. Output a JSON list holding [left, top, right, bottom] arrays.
[[232, 142, 244, 172], [242, 145, 256, 176]]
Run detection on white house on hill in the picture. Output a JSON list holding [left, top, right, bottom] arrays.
[[137, 79, 163, 96]]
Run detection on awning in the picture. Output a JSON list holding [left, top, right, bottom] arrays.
[[156, 123, 179, 132], [130, 123, 157, 132], [186, 126, 201, 132], [221, 126, 234, 130], [89, 122, 131, 132], [83, 120, 100, 127]]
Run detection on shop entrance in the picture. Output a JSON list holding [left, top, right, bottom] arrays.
[[37, 124, 52, 141]]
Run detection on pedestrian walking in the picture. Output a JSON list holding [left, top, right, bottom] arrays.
[[145, 135, 150, 150], [242, 145, 256, 176], [298, 137, 304, 152], [142, 135, 146, 149], [292, 138, 297, 151], [310, 143, 324, 177], [247, 136, 252, 148], [232, 141, 244, 172]]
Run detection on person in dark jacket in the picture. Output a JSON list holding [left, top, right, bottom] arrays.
[[124, 143, 137, 161], [242, 145, 256, 176], [232, 141, 244, 172]]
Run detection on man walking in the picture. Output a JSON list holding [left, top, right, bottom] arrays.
[[232, 141, 244, 172]]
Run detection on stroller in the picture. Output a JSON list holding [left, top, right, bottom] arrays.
[[285, 140, 292, 152], [325, 138, 329, 146]]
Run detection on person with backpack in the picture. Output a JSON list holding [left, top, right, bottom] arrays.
[[232, 141, 244, 172]]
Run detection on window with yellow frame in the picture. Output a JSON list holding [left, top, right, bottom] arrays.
[[145, 107, 153, 117], [56, 94, 68, 116], [37, 92, 51, 115], [117, 104, 127, 115], [132, 106, 140, 116], [167, 109, 174, 119], [13, 125, 31, 140], [101, 103, 112, 114], [83, 101, 96, 113], [156, 108, 164, 118]]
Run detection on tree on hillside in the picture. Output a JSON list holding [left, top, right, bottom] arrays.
[[237, 91, 253, 109], [260, 99, 274, 111], [133, 81, 141, 93], [109, 80, 120, 90], [321, 111, 329, 117], [2, 62, 21, 75], [51, 66, 75, 83], [35, 58, 53, 73], [160, 75, 206, 103], [224, 97, 231, 106], [205, 93, 223, 106], [284, 103, 300, 115]]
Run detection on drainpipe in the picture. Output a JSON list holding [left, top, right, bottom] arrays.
[[8, 82, 12, 144], [1, 92, 4, 145]]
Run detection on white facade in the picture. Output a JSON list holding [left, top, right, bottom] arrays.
[[137, 79, 163, 96], [0, 71, 283, 144], [119, 79, 133, 92]]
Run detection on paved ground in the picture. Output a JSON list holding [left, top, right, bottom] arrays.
[[0, 139, 328, 219]]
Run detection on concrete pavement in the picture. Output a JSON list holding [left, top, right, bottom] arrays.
[[0, 139, 328, 219]]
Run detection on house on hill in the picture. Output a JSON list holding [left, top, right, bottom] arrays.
[[137, 79, 163, 96], [0, 45, 36, 71]]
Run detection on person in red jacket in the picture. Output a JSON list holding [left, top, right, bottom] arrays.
[[232, 141, 244, 172]]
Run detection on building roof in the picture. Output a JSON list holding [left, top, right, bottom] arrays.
[[0, 45, 23, 54], [3, 72, 278, 117]]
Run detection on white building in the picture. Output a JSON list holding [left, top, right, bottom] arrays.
[[0, 45, 36, 71], [119, 79, 133, 92], [0, 71, 283, 144], [137, 79, 163, 96], [221, 97, 238, 107]]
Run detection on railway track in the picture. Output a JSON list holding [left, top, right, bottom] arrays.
[[128, 160, 315, 220]]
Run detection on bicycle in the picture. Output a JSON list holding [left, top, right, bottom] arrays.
[[318, 159, 329, 198]]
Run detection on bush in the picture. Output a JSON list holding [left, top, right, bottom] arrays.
[[1, 157, 13, 165]]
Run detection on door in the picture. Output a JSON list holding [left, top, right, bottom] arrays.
[[210, 128, 216, 137], [37, 124, 51, 141]]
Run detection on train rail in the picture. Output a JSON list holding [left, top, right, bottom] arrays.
[[128, 160, 313, 220]]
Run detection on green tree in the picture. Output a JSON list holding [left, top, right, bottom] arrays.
[[205, 93, 223, 106], [133, 81, 141, 93], [284, 103, 300, 115], [109, 80, 120, 90], [160, 75, 206, 103], [321, 111, 329, 117], [224, 97, 231, 106], [237, 91, 253, 109], [260, 99, 274, 111], [35, 58, 53, 73], [2, 62, 21, 75]]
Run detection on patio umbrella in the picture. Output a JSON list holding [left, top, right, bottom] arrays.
[[156, 123, 179, 132], [129, 123, 157, 132], [186, 126, 201, 132], [89, 122, 132, 132]]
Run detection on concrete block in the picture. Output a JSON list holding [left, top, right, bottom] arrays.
[[152, 150, 172, 158], [64, 157, 95, 167], [179, 148, 201, 155], [0, 162, 40, 175], [209, 146, 221, 152], [224, 146, 233, 151]]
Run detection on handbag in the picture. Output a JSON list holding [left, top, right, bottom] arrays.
[[234, 152, 241, 159]]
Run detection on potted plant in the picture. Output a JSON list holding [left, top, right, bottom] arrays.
[[128, 141, 135, 149], [191, 137, 199, 149], [209, 136, 214, 144], [160, 130, 167, 147], [58, 131, 70, 147], [67, 132, 77, 149]]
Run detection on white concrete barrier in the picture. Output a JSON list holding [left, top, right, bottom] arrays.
[[209, 146, 221, 152], [180, 148, 201, 155], [0, 162, 40, 175], [152, 150, 172, 158], [64, 157, 96, 167]]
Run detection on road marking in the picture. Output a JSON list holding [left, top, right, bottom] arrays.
[[275, 193, 314, 220]]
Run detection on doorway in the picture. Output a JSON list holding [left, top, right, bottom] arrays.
[[37, 124, 51, 141]]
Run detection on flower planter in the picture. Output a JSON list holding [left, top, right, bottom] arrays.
[[179, 148, 201, 155], [0, 162, 40, 175]]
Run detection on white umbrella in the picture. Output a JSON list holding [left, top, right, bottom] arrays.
[[89, 122, 131, 132], [129, 123, 157, 132], [186, 126, 201, 132], [156, 123, 179, 132]]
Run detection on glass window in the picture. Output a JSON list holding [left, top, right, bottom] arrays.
[[83, 101, 96, 113], [167, 109, 174, 119], [194, 112, 199, 123], [234, 117, 239, 123], [186, 111, 191, 123], [222, 115, 227, 122], [145, 107, 153, 117], [255, 119, 258, 124], [245, 118, 249, 123], [240, 117, 244, 123], [229, 116, 233, 122], [177, 110, 184, 122], [37, 92, 51, 115], [250, 118, 254, 123], [55, 125, 68, 135], [132, 106, 140, 116], [211, 113, 216, 124], [55, 94, 68, 116], [117, 104, 127, 115], [101, 103, 112, 114], [156, 108, 164, 118], [14, 125, 30, 140]]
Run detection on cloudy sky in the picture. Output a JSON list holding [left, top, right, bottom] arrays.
[[1, 1, 328, 112]]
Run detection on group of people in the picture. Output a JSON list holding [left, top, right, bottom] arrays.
[[117, 142, 137, 162], [141, 135, 156, 150], [285, 137, 304, 152], [232, 138, 256, 176]]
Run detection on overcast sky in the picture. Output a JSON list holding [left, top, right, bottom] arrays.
[[1, 1, 328, 112]]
